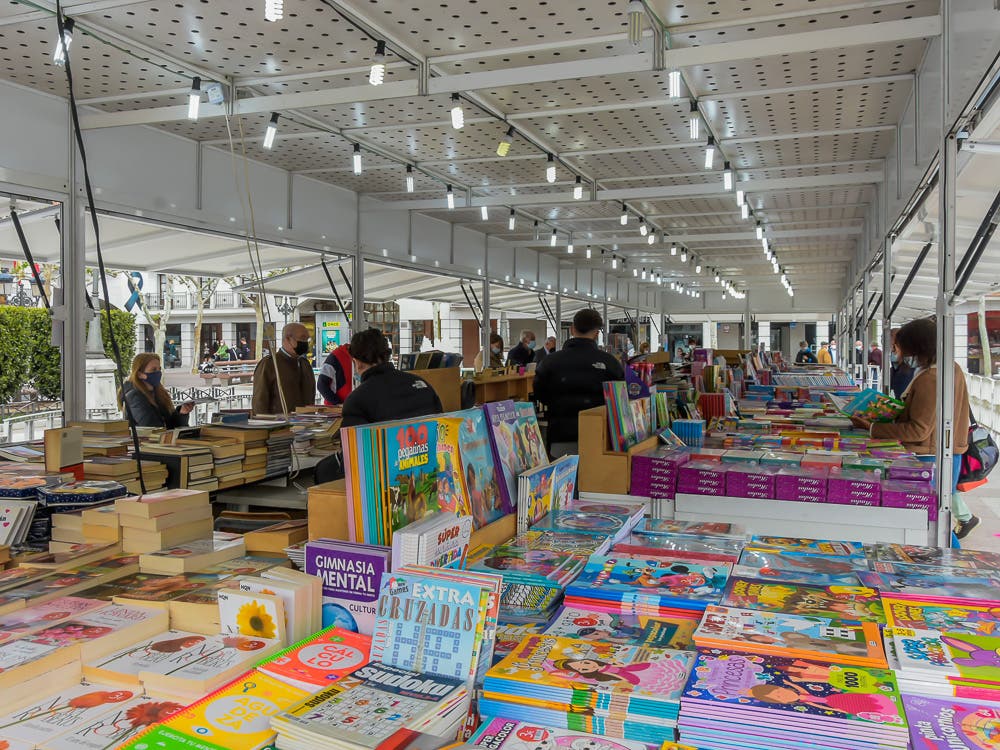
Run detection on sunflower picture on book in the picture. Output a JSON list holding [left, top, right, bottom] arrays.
[[236, 599, 278, 639]]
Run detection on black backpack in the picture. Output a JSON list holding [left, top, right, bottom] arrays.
[[957, 409, 998, 492]]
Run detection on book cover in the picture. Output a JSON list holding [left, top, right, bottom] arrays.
[[0, 596, 107, 635], [147, 670, 307, 749], [369, 569, 492, 683], [384, 419, 441, 534], [530, 510, 631, 538], [466, 543, 584, 588], [270, 662, 466, 748], [392, 512, 474, 571], [435, 417, 473, 518], [514, 402, 549, 470], [730, 563, 862, 587], [693, 605, 886, 666], [486, 634, 695, 706], [493, 622, 548, 660], [565, 555, 732, 610], [517, 462, 557, 534], [543, 606, 696, 650], [23, 603, 169, 659], [42, 694, 186, 750], [218, 588, 286, 643], [892, 628, 1000, 684], [872, 543, 1000, 570], [511, 530, 612, 556], [720, 576, 885, 625], [682, 651, 908, 736], [858, 570, 1000, 601], [902, 694, 1000, 750], [634, 519, 739, 538], [82, 572, 221, 603], [882, 595, 1000, 636], [744, 536, 866, 557], [83, 630, 242, 684], [483, 400, 523, 515], [304, 540, 390, 634], [453, 408, 506, 529], [738, 549, 871, 576], [258, 626, 372, 691], [0, 682, 142, 746], [469, 718, 652, 750], [139, 535, 246, 574]]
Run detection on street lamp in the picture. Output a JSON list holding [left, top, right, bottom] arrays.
[[275, 295, 298, 325]]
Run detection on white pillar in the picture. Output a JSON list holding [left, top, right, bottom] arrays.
[[816, 321, 830, 345], [702, 321, 713, 349], [954, 315, 968, 373], [758, 322, 771, 351]]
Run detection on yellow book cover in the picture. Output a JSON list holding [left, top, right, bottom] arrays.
[[435, 417, 474, 519], [153, 669, 307, 749]]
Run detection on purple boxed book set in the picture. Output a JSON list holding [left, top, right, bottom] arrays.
[[826, 468, 881, 506], [880, 479, 938, 520], [630, 447, 691, 499], [887, 457, 935, 482], [677, 461, 728, 496], [725, 463, 777, 500], [774, 466, 829, 503]]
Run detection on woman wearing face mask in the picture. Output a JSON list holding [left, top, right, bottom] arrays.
[[850, 317, 979, 539], [888, 327, 915, 399], [474, 333, 505, 372], [120, 353, 193, 428]]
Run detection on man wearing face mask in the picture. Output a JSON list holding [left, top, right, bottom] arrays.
[[251, 322, 316, 415], [507, 330, 537, 369], [533, 336, 558, 364]]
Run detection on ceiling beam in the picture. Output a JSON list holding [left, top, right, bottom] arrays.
[[78, 16, 941, 130], [367, 172, 884, 211], [651, 0, 920, 34]]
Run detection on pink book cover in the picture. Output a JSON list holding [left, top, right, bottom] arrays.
[[0, 597, 108, 634]]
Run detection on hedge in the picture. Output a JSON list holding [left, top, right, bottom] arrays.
[[0, 306, 136, 402]]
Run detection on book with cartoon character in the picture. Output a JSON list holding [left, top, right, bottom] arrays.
[[692, 605, 887, 667], [517, 456, 581, 535], [484, 633, 695, 716], [720, 576, 885, 626], [383, 419, 441, 536], [530, 511, 637, 543], [469, 718, 652, 750], [871, 543, 1000, 570], [515, 402, 549, 470], [564, 555, 732, 613], [882, 595, 1000, 636], [680, 650, 908, 738], [729, 563, 863, 588], [744, 536, 866, 558], [453, 408, 506, 529], [890, 628, 1000, 686], [857, 570, 1000, 601], [466, 543, 585, 588], [434, 417, 473, 520], [902, 694, 1000, 750], [738, 549, 872, 577], [543, 606, 696, 651], [484, 400, 524, 515]]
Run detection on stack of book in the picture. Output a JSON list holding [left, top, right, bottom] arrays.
[[885, 627, 1000, 699], [138, 443, 215, 490], [529, 509, 642, 544], [258, 625, 372, 692], [305, 538, 391, 634], [516, 455, 580, 533], [178, 434, 246, 489], [270, 663, 469, 750], [244, 518, 309, 557], [228, 565, 321, 643], [469, 719, 655, 750], [678, 650, 910, 750], [266, 427, 295, 475], [138, 532, 245, 575], [88, 457, 169, 494], [564, 554, 733, 620], [482, 634, 695, 745], [116, 489, 214, 554], [391, 511, 474, 570], [200, 425, 273, 483]]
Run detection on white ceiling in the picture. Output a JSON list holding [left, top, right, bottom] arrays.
[[0, 0, 966, 303]]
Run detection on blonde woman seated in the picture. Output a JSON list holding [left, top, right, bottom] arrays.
[[120, 353, 193, 428]]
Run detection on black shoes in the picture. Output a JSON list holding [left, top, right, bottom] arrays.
[[955, 515, 981, 540]]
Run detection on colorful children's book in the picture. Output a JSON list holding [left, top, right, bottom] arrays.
[[730, 562, 862, 587], [511, 530, 612, 556], [681, 649, 908, 733], [631, 518, 740, 538], [134, 670, 307, 750], [871, 543, 1000, 570], [269, 662, 468, 749], [0, 596, 107, 635], [543, 606, 696, 650], [384, 418, 441, 534], [828, 388, 904, 422], [453, 408, 506, 529], [493, 621, 548, 661], [483, 400, 525, 515], [858, 569, 1000, 601], [744, 536, 866, 557], [882, 595, 1000, 636], [305, 538, 391, 634], [516, 461, 557, 535], [515, 402, 549, 470], [470, 718, 653, 750], [564, 555, 732, 614], [257, 626, 372, 692], [693, 604, 887, 666], [435, 417, 474, 518], [391, 511, 474, 571], [720, 576, 885, 625], [891, 628, 1000, 686], [738, 548, 871, 576], [465, 542, 585, 588], [529, 509, 637, 542], [902, 694, 1000, 750]]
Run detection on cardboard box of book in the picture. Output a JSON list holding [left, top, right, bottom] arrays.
[[577, 405, 659, 494]]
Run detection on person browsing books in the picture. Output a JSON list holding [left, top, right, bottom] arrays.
[[817, 342, 833, 364], [533, 336, 557, 364], [251, 323, 316, 415], [120, 353, 192, 428], [341, 327, 443, 429], [849, 317, 979, 539], [533, 308, 625, 458], [507, 330, 537, 368], [795, 341, 818, 365], [474, 333, 504, 372], [888, 327, 915, 399], [316, 343, 353, 405]]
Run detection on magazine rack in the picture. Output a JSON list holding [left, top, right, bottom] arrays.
[[577, 405, 659, 495]]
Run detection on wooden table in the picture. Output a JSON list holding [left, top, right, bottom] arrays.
[[473, 372, 533, 404]]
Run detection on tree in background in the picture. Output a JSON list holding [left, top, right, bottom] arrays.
[[111, 271, 175, 359], [225, 271, 289, 360], [181, 275, 219, 373]]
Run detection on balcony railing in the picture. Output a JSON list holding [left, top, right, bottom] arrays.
[[141, 291, 252, 311]]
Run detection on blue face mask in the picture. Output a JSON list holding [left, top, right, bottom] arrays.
[[526, 340, 537, 350], [143, 370, 163, 389], [890, 352, 899, 364]]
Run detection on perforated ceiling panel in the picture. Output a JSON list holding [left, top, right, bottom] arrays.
[[0, 0, 945, 297]]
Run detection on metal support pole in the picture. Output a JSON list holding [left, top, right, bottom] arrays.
[[850, 290, 858, 380], [351, 200, 365, 335], [64, 103, 87, 422], [862, 268, 870, 386], [481, 234, 491, 359], [603, 298, 609, 350], [555, 293, 562, 344], [883, 233, 894, 393], [935, 5, 957, 546], [743, 293, 752, 350]]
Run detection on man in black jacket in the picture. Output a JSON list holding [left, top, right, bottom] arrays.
[[533, 336, 557, 364], [507, 330, 537, 368], [533, 309, 624, 457], [341, 328, 442, 428]]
